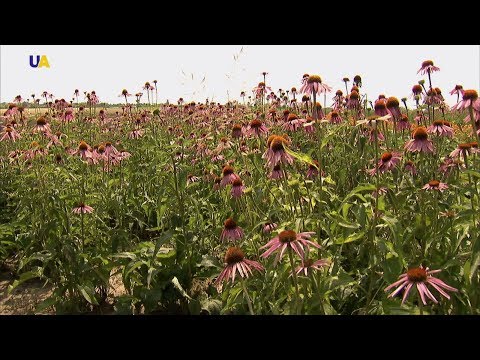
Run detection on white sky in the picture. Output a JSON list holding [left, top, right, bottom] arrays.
[[1, 45, 479, 106]]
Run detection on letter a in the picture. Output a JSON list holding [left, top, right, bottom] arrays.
[[38, 55, 50, 68], [29, 55, 40, 68]]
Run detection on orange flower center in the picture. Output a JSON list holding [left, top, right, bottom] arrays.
[[278, 230, 297, 243], [349, 91, 359, 100], [36, 117, 47, 126], [422, 60, 434, 68], [307, 75, 322, 84], [224, 218, 237, 230], [270, 138, 286, 152], [413, 127, 428, 141], [407, 267, 427, 282], [79, 141, 88, 151], [463, 90, 478, 101], [222, 165, 234, 176], [428, 180, 440, 188], [412, 85, 423, 94], [386, 97, 399, 108], [381, 152, 393, 162], [225, 247, 245, 265], [250, 119, 262, 128], [287, 113, 298, 122]]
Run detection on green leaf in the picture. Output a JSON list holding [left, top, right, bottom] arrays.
[[469, 253, 480, 283], [35, 296, 57, 313], [284, 147, 318, 168], [171, 276, 192, 300], [201, 299, 222, 315], [464, 170, 480, 179], [77, 285, 99, 305], [8, 268, 43, 293], [198, 255, 219, 268], [334, 231, 365, 244]]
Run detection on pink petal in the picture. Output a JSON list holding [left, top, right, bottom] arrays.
[[401, 283, 414, 305], [417, 283, 427, 305]]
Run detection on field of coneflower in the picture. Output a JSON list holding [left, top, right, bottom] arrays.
[[1, 62, 479, 315]]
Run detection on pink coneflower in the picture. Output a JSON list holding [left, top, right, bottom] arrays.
[[450, 85, 465, 103], [397, 114, 411, 131], [252, 82, 272, 98], [262, 135, 294, 170], [313, 102, 325, 119], [386, 97, 402, 120], [89, 91, 99, 105], [353, 75, 362, 88], [0, 126, 21, 142], [423, 88, 442, 106], [211, 153, 225, 163], [73, 141, 94, 161], [368, 128, 385, 143], [216, 137, 235, 153], [72, 202, 94, 214], [427, 120, 454, 137], [283, 113, 304, 132], [384, 266, 457, 305], [25, 141, 48, 160], [213, 176, 222, 191], [368, 152, 402, 175], [295, 257, 330, 276], [104, 141, 119, 158], [263, 222, 278, 234], [328, 110, 343, 124], [404, 160, 417, 176], [404, 127, 434, 153], [301, 73, 309, 85], [346, 91, 360, 110], [128, 129, 144, 139], [220, 218, 244, 242], [246, 119, 268, 137], [260, 229, 320, 265], [451, 89, 480, 111], [417, 60, 440, 75], [422, 180, 448, 192], [332, 90, 344, 110], [187, 174, 200, 185], [221, 165, 240, 187], [269, 164, 284, 180], [450, 142, 478, 158], [119, 150, 131, 161], [374, 99, 389, 117], [63, 108, 75, 122], [232, 124, 243, 139], [372, 186, 388, 199], [119, 89, 132, 103], [231, 178, 245, 198], [411, 84, 423, 98], [299, 75, 332, 96], [434, 87, 445, 102], [33, 117, 51, 134], [414, 109, 426, 126], [302, 117, 315, 133], [306, 160, 320, 178], [46, 132, 62, 148], [439, 156, 464, 176], [214, 247, 264, 286]]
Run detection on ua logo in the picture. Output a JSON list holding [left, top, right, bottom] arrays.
[[29, 55, 50, 68]]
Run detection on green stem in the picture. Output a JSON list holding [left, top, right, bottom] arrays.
[[288, 247, 300, 314], [241, 278, 255, 315]]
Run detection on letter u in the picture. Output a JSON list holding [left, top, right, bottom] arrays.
[[29, 55, 40, 68]]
